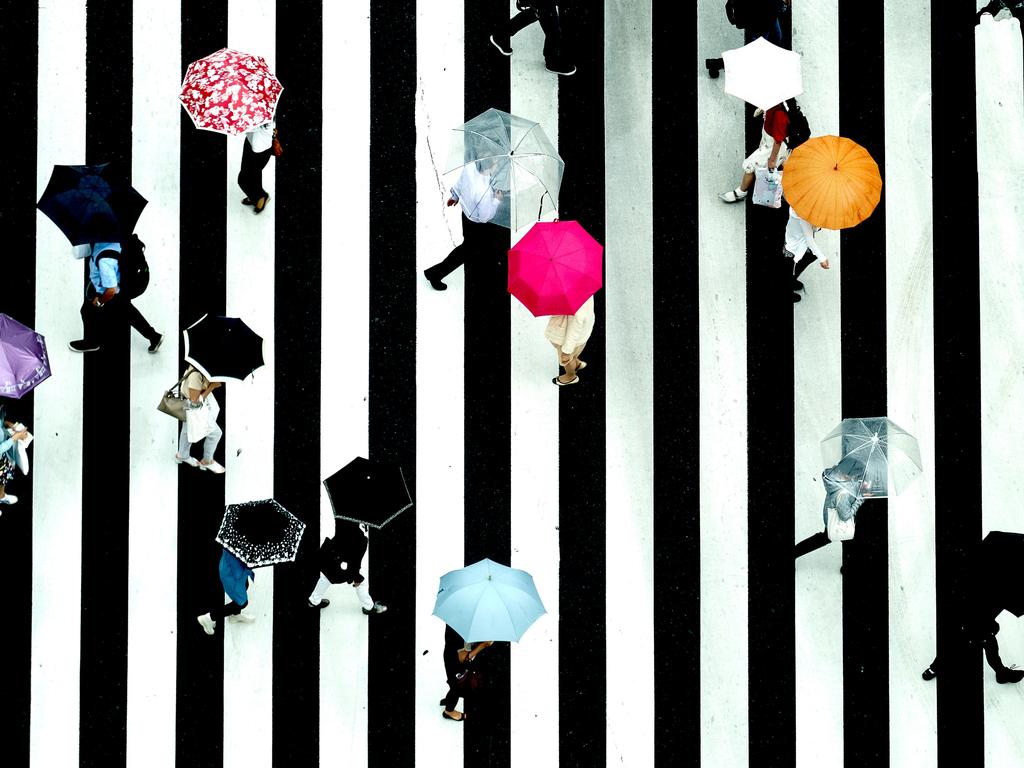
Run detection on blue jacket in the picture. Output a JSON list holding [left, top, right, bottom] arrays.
[[219, 550, 254, 605]]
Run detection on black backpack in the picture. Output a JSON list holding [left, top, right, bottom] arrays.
[[112, 234, 151, 299], [725, 0, 747, 27], [785, 101, 811, 150]]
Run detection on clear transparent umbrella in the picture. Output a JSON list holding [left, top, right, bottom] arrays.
[[820, 417, 922, 498], [446, 108, 564, 231]]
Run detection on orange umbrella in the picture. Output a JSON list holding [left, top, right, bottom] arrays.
[[782, 136, 882, 230]]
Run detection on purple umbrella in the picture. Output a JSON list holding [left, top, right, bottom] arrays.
[[0, 314, 51, 399]]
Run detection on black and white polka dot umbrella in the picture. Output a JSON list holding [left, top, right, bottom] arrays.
[[215, 498, 306, 568]]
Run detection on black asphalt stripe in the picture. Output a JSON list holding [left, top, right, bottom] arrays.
[[271, 4, 323, 765], [79, 2, 134, 763], [931, 7, 984, 764], [652, 0, 700, 763], [744, 66, 796, 768], [0, 5, 38, 765], [174, 3, 229, 764], [463, 2, 512, 765], [838, 2, 890, 763], [555, 4, 607, 765], [366, 2, 417, 765]]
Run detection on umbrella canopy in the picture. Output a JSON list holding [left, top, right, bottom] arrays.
[[820, 417, 922, 498], [722, 37, 803, 111], [782, 135, 883, 229], [0, 314, 51, 399], [183, 314, 265, 382], [508, 220, 603, 316], [179, 48, 283, 136], [446, 108, 564, 231], [432, 558, 546, 643], [981, 532, 1024, 618], [215, 498, 305, 568], [36, 163, 147, 245], [323, 456, 413, 529]]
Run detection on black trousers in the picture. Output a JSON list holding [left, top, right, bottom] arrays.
[[210, 599, 247, 622], [238, 139, 272, 201], [928, 624, 1010, 676], [80, 288, 159, 347], [500, 0, 565, 65], [424, 214, 507, 283], [793, 252, 817, 279], [795, 528, 831, 558]]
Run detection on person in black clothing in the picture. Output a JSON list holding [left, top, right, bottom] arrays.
[[489, 0, 576, 76], [440, 625, 494, 722], [306, 521, 387, 615], [706, 0, 790, 79]]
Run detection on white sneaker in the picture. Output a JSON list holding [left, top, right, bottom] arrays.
[[0, 494, 18, 505], [228, 613, 255, 624], [199, 460, 226, 474], [719, 190, 747, 203], [175, 454, 200, 467], [197, 613, 216, 635]]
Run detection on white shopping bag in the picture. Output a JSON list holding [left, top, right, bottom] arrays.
[[7, 424, 32, 475], [185, 399, 215, 443], [752, 167, 783, 208]]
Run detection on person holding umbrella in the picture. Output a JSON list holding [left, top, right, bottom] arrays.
[[0, 414, 30, 508], [719, 100, 791, 204], [238, 121, 276, 214], [440, 625, 494, 722], [794, 458, 870, 559], [174, 366, 225, 473], [306, 521, 387, 615], [197, 547, 256, 635], [545, 294, 595, 387], [68, 241, 163, 354], [785, 206, 830, 302]]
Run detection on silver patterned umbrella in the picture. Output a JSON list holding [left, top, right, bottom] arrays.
[[215, 498, 305, 567]]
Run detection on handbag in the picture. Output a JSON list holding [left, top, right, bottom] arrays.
[[272, 128, 283, 158], [6, 424, 31, 475], [752, 167, 783, 208], [157, 367, 193, 422], [826, 506, 856, 542], [454, 667, 482, 693]]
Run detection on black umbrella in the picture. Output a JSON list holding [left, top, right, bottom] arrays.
[[183, 314, 265, 382], [36, 163, 148, 245], [981, 531, 1024, 617], [323, 456, 413, 529], [215, 498, 306, 568]]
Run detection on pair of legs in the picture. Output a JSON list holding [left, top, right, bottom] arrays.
[[238, 140, 272, 212], [78, 290, 161, 350], [923, 624, 1024, 684], [308, 572, 377, 611], [786, 249, 817, 302], [493, 0, 571, 71], [720, 131, 788, 202], [551, 341, 586, 385], [424, 214, 506, 289], [197, 599, 252, 635], [176, 394, 223, 469], [794, 528, 831, 559]]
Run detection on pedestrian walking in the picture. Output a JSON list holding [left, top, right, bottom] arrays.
[[68, 241, 163, 354], [197, 548, 256, 635], [423, 160, 507, 291], [489, 0, 576, 76], [794, 460, 869, 559], [785, 206, 830, 302], [238, 121, 277, 214], [440, 624, 494, 722], [706, 0, 789, 78], [174, 366, 225, 474], [720, 102, 790, 204], [545, 294, 595, 387], [0, 415, 29, 509], [306, 521, 387, 615]]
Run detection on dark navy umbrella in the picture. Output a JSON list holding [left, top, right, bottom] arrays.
[[36, 163, 147, 245], [183, 314, 265, 382], [215, 498, 306, 568], [323, 456, 413, 529]]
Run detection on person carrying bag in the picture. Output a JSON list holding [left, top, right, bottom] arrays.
[[173, 366, 226, 473]]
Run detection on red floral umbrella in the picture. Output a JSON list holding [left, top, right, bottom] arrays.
[[508, 220, 603, 317], [179, 48, 283, 136]]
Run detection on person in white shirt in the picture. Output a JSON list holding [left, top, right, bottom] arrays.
[[784, 206, 829, 303], [544, 294, 595, 386], [238, 120, 276, 214], [423, 160, 508, 291]]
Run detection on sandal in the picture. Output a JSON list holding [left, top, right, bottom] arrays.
[[442, 711, 465, 722], [241, 197, 255, 206], [553, 376, 579, 387], [254, 194, 270, 214]]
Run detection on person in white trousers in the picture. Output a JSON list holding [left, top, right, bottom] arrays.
[[784, 205, 830, 303], [307, 521, 387, 615], [544, 294, 596, 386]]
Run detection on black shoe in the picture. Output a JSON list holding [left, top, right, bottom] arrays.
[[705, 57, 724, 79], [489, 34, 513, 56], [307, 598, 330, 609], [69, 339, 101, 353], [424, 270, 448, 291], [362, 601, 388, 615], [545, 59, 576, 76], [996, 668, 1024, 684], [793, 279, 804, 291], [148, 333, 164, 353], [921, 666, 937, 681], [792, 293, 801, 303]]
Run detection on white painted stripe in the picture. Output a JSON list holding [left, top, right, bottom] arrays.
[[790, 2, 844, 766], [603, 0, 654, 765], [125, 2, 182, 766], [977, 14, 1024, 762], [509, 1, 561, 762], [319, 1, 372, 765], [697, 1, 749, 763], [223, 4, 277, 766], [30, 2, 87, 766], [415, 0, 466, 759]]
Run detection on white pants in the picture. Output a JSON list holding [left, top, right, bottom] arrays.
[[308, 573, 374, 610]]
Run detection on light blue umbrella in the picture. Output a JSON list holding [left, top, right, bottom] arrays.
[[432, 558, 546, 643]]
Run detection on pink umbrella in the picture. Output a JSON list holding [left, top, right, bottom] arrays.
[[179, 48, 283, 136], [508, 220, 603, 317]]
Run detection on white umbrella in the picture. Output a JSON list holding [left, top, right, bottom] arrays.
[[723, 37, 802, 111], [820, 417, 922, 499]]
